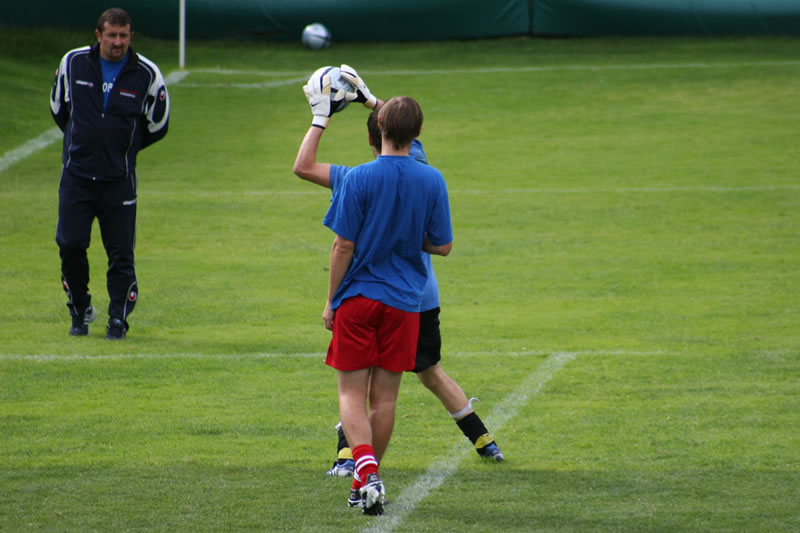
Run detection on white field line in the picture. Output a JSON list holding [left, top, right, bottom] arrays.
[[0, 349, 660, 362], [164, 70, 191, 85], [127, 184, 800, 198], [177, 76, 307, 89], [456, 185, 800, 194], [1, 185, 795, 200], [362, 351, 579, 533], [369, 60, 800, 76], [0, 70, 189, 175], [189, 59, 800, 79], [0, 127, 62, 174]]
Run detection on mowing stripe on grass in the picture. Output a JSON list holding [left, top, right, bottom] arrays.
[[0, 71, 190, 175], [362, 351, 578, 533]]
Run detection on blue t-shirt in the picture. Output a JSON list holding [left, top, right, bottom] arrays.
[[99, 52, 127, 110], [329, 140, 439, 311], [324, 152, 452, 312]]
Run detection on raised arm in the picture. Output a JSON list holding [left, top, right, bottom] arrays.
[[293, 125, 333, 188]]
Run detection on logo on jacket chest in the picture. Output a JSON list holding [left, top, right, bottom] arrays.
[[76, 79, 95, 88]]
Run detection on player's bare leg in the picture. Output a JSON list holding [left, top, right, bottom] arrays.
[[416, 362, 468, 413], [367, 367, 403, 462], [417, 363, 505, 461], [337, 368, 372, 448]]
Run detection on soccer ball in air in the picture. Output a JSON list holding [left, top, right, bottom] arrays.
[[302, 23, 331, 50]]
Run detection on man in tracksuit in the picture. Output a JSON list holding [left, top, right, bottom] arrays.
[[50, 8, 169, 339]]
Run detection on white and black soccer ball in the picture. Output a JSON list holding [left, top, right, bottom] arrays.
[[302, 23, 331, 50], [309, 65, 354, 114]]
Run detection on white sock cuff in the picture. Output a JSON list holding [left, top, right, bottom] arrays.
[[355, 455, 378, 471], [450, 397, 479, 420]]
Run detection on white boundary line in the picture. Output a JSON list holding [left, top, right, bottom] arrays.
[[124, 184, 799, 198], [362, 351, 579, 533], [0, 127, 62, 174], [457, 185, 800, 194], [3, 185, 794, 199], [188, 60, 800, 78], [165, 70, 191, 85], [177, 76, 306, 89], [0, 349, 660, 362]]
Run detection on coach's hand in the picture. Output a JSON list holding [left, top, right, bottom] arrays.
[[340, 64, 378, 109], [304, 67, 333, 128]]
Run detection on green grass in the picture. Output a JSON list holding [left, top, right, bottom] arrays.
[[1, 27, 799, 531]]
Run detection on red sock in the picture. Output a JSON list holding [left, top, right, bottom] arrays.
[[352, 444, 379, 482]]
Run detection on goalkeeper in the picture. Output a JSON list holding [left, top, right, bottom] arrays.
[[293, 66, 505, 482]]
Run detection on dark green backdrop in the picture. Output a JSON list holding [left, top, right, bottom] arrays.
[[2, 1, 798, 40]]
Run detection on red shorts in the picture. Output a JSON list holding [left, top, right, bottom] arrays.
[[326, 296, 420, 372]]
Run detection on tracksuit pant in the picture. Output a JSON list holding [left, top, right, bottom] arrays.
[[56, 167, 138, 322]]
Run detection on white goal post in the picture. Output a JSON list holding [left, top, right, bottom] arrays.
[[179, 0, 186, 69]]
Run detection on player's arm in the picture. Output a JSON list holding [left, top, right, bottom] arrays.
[[423, 177, 454, 256], [323, 235, 355, 330], [293, 125, 333, 188], [423, 237, 452, 256]]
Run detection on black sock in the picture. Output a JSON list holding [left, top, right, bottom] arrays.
[[456, 412, 490, 445], [336, 424, 352, 463]]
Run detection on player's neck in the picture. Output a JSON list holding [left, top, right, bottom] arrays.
[[381, 144, 411, 157]]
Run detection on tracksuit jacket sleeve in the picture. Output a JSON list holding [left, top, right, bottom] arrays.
[[50, 52, 71, 132], [140, 59, 169, 149]]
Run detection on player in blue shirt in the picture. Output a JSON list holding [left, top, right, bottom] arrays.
[[317, 92, 453, 514], [295, 67, 504, 511]]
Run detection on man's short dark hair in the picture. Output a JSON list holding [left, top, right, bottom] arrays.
[[378, 96, 423, 150], [97, 8, 133, 33], [367, 109, 382, 152]]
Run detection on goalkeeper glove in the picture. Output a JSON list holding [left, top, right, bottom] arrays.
[[303, 67, 333, 128], [340, 64, 378, 109]]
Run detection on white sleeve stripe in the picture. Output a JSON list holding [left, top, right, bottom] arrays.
[[137, 54, 170, 134]]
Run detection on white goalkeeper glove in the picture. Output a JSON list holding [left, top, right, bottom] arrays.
[[303, 67, 333, 128], [339, 64, 378, 109]]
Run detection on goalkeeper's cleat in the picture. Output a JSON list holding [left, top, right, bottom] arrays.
[[69, 305, 96, 336], [347, 488, 362, 508], [479, 442, 505, 462], [360, 473, 385, 515], [327, 459, 355, 478]]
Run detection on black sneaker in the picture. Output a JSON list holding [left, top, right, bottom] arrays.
[[347, 488, 361, 508], [359, 473, 385, 515], [106, 318, 128, 340], [69, 306, 97, 336]]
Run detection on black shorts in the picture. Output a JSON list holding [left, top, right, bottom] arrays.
[[411, 307, 441, 373]]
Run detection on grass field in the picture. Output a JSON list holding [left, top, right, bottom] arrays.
[[1, 27, 799, 532]]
